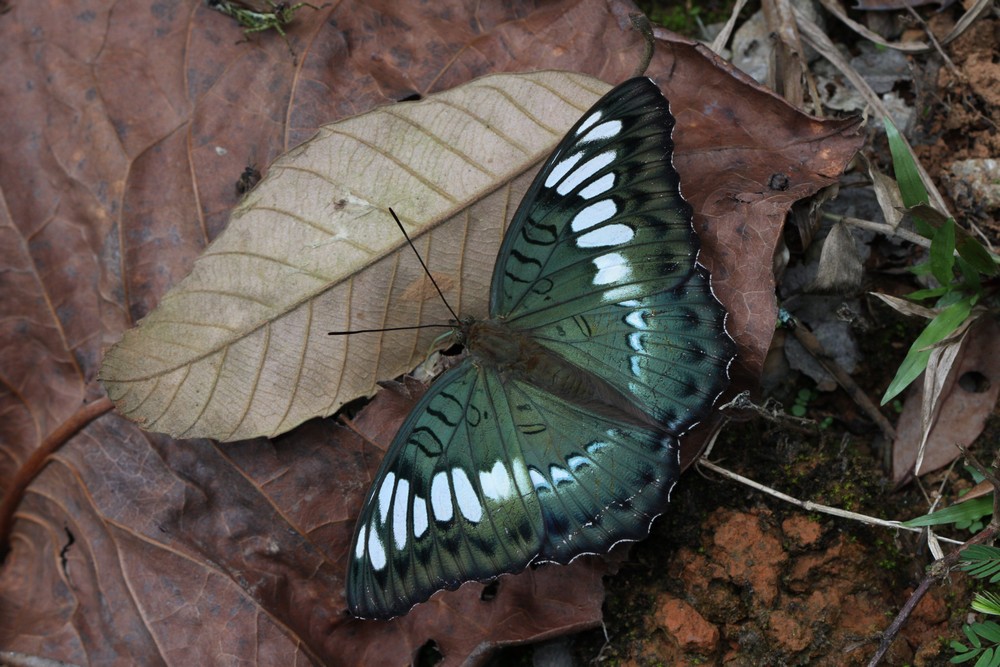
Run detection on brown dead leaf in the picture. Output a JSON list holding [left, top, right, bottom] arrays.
[[0, 2, 862, 665], [645, 37, 863, 467]]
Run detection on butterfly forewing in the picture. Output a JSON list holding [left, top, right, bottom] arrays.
[[490, 76, 734, 433], [490, 77, 698, 327]]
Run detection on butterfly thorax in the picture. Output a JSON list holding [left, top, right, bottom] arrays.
[[465, 318, 662, 431]]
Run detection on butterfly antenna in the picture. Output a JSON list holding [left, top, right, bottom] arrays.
[[388, 207, 460, 322], [327, 324, 451, 336]]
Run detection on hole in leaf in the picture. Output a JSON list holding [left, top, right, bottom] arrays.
[[481, 578, 500, 602], [60, 527, 75, 575], [415, 639, 443, 667], [959, 371, 991, 393]]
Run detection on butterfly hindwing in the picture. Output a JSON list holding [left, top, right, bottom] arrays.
[[348, 358, 681, 618], [529, 264, 735, 433], [500, 378, 680, 562]]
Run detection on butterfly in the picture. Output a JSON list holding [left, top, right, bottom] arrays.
[[347, 77, 736, 619]]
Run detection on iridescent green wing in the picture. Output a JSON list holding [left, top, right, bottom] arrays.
[[491, 77, 699, 325], [346, 359, 678, 619], [500, 377, 680, 563], [491, 77, 734, 431], [347, 361, 541, 619]]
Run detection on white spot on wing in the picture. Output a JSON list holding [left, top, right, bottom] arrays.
[[630, 355, 642, 376], [512, 457, 532, 493], [571, 199, 617, 232], [579, 173, 615, 199], [354, 524, 367, 559], [529, 468, 551, 492], [592, 252, 630, 285], [544, 151, 583, 189], [413, 495, 428, 538], [557, 150, 616, 196], [451, 468, 483, 523], [617, 299, 641, 307], [480, 461, 514, 502], [575, 110, 603, 135], [567, 455, 591, 471], [368, 522, 387, 570], [629, 331, 646, 353], [577, 223, 634, 248], [392, 478, 410, 550], [550, 465, 573, 485], [377, 472, 396, 524], [579, 120, 622, 143], [430, 471, 453, 522], [586, 441, 609, 455], [602, 284, 643, 303], [625, 310, 649, 329]]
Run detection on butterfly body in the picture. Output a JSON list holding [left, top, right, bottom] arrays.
[[347, 77, 736, 619], [465, 318, 664, 431]]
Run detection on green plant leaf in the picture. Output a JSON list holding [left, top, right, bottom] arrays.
[[967, 622, 985, 648], [881, 296, 975, 404], [973, 593, 1000, 617], [958, 235, 1000, 277], [930, 218, 957, 285], [960, 545, 1000, 582], [975, 622, 1000, 643], [903, 496, 993, 528], [884, 115, 931, 235], [973, 646, 997, 667], [907, 286, 950, 301]]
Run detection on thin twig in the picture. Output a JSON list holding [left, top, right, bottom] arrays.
[[0, 397, 114, 561], [783, 312, 897, 443], [903, 4, 959, 75], [697, 459, 962, 544], [828, 212, 932, 249], [868, 524, 1000, 666]]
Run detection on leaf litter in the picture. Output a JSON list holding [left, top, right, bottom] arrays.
[[4, 0, 996, 665]]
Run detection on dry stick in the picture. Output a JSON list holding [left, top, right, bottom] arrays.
[[829, 213, 933, 250], [868, 447, 1000, 666], [783, 313, 898, 443], [0, 397, 114, 561], [903, 4, 959, 75], [698, 459, 962, 544]]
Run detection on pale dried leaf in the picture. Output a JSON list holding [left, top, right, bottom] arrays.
[[858, 153, 905, 229], [871, 292, 938, 319], [811, 219, 863, 293], [100, 70, 612, 441], [914, 333, 966, 476]]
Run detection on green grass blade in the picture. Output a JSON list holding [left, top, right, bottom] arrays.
[[930, 218, 956, 285], [903, 496, 993, 528], [881, 296, 974, 404]]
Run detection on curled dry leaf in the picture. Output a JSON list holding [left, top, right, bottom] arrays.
[[100, 71, 616, 441]]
